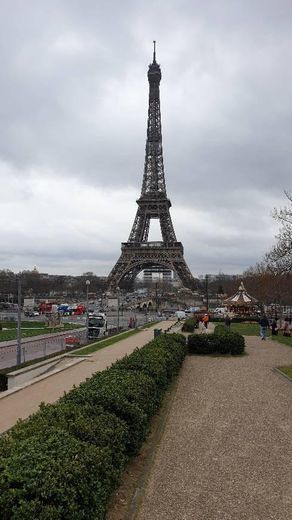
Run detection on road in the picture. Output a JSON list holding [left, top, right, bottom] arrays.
[[0, 310, 163, 369]]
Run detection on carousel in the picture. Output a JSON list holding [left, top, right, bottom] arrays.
[[224, 281, 258, 316]]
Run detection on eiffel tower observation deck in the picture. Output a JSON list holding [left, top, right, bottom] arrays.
[[107, 43, 196, 291]]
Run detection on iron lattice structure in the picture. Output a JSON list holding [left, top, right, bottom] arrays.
[[107, 43, 196, 290]]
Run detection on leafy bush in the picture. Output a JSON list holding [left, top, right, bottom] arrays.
[[0, 333, 187, 519], [214, 325, 245, 355], [0, 431, 115, 520], [113, 334, 186, 391], [181, 318, 197, 332], [62, 369, 155, 455], [169, 333, 187, 346], [7, 401, 129, 470], [188, 327, 245, 355], [188, 334, 210, 354]]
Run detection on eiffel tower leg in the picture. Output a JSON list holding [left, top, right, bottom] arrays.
[[108, 243, 197, 291], [173, 259, 198, 291]]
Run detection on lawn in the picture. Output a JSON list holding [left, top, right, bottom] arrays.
[[270, 334, 292, 348], [222, 322, 292, 347], [0, 321, 83, 342], [227, 323, 260, 336], [277, 365, 292, 379]]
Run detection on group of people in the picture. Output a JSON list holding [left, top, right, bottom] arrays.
[[259, 315, 291, 340]]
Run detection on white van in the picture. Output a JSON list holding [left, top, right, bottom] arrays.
[[175, 310, 186, 320], [214, 307, 227, 316]]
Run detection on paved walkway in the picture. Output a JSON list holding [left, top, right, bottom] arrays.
[[137, 336, 292, 520], [0, 321, 172, 434]]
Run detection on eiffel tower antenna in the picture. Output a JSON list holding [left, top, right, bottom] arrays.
[[107, 47, 196, 291]]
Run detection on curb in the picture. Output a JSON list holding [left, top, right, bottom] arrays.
[[125, 369, 182, 520], [272, 367, 292, 383]]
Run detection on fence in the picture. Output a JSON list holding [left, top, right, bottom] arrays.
[[0, 329, 87, 370]]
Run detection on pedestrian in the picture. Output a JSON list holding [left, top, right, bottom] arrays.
[[203, 313, 209, 329], [271, 318, 278, 336], [258, 314, 269, 340], [283, 317, 291, 337], [199, 317, 205, 333], [224, 314, 231, 330]]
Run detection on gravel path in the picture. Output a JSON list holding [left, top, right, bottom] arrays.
[[137, 336, 292, 520]]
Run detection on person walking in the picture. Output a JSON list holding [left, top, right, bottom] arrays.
[[199, 317, 206, 333], [259, 314, 269, 340], [283, 317, 291, 337], [224, 314, 231, 330], [203, 313, 209, 329], [271, 318, 278, 336]]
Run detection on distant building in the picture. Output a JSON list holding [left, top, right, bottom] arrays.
[[143, 267, 172, 283]]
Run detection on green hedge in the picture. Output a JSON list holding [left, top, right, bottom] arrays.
[[211, 316, 259, 323], [188, 326, 245, 356], [0, 333, 186, 519], [181, 318, 198, 332]]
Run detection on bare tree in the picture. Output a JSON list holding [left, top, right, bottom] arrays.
[[265, 191, 292, 274]]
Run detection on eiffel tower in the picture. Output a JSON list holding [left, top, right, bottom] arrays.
[[107, 43, 196, 291]]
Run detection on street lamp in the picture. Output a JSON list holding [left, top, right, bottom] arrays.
[[16, 275, 22, 365], [85, 279, 90, 340], [117, 287, 120, 332], [205, 274, 210, 311]]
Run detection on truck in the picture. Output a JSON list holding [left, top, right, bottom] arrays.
[[87, 313, 108, 340]]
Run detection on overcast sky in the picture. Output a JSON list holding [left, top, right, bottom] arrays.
[[1, 0, 291, 277]]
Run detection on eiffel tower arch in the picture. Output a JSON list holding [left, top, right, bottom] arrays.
[[107, 43, 196, 291]]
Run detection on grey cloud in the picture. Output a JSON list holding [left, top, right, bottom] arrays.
[[0, 0, 291, 275]]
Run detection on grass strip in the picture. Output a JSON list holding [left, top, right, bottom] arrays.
[[0, 323, 83, 342], [271, 335, 292, 348], [228, 323, 260, 336], [72, 328, 147, 356], [71, 321, 161, 356], [276, 365, 292, 379]]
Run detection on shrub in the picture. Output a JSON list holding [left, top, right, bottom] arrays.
[[227, 332, 245, 355], [181, 318, 197, 332], [0, 333, 187, 519], [0, 431, 115, 520], [169, 333, 187, 346], [113, 334, 186, 390], [7, 401, 129, 470], [62, 370, 155, 456], [188, 328, 245, 356], [214, 325, 245, 355], [188, 334, 210, 354]]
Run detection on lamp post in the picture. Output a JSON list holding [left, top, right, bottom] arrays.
[[205, 274, 209, 312], [85, 279, 90, 340], [16, 275, 22, 365], [117, 287, 120, 332]]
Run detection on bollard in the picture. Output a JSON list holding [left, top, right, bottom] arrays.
[[154, 328, 162, 338]]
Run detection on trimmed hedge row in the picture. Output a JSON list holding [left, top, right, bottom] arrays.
[[181, 318, 198, 332], [211, 316, 258, 323], [0, 333, 186, 520], [188, 325, 245, 355]]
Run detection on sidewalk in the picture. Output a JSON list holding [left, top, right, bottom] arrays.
[[136, 335, 292, 520], [0, 321, 172, 434]]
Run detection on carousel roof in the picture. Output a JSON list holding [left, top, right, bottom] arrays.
[[224, 282, 258, 306]]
